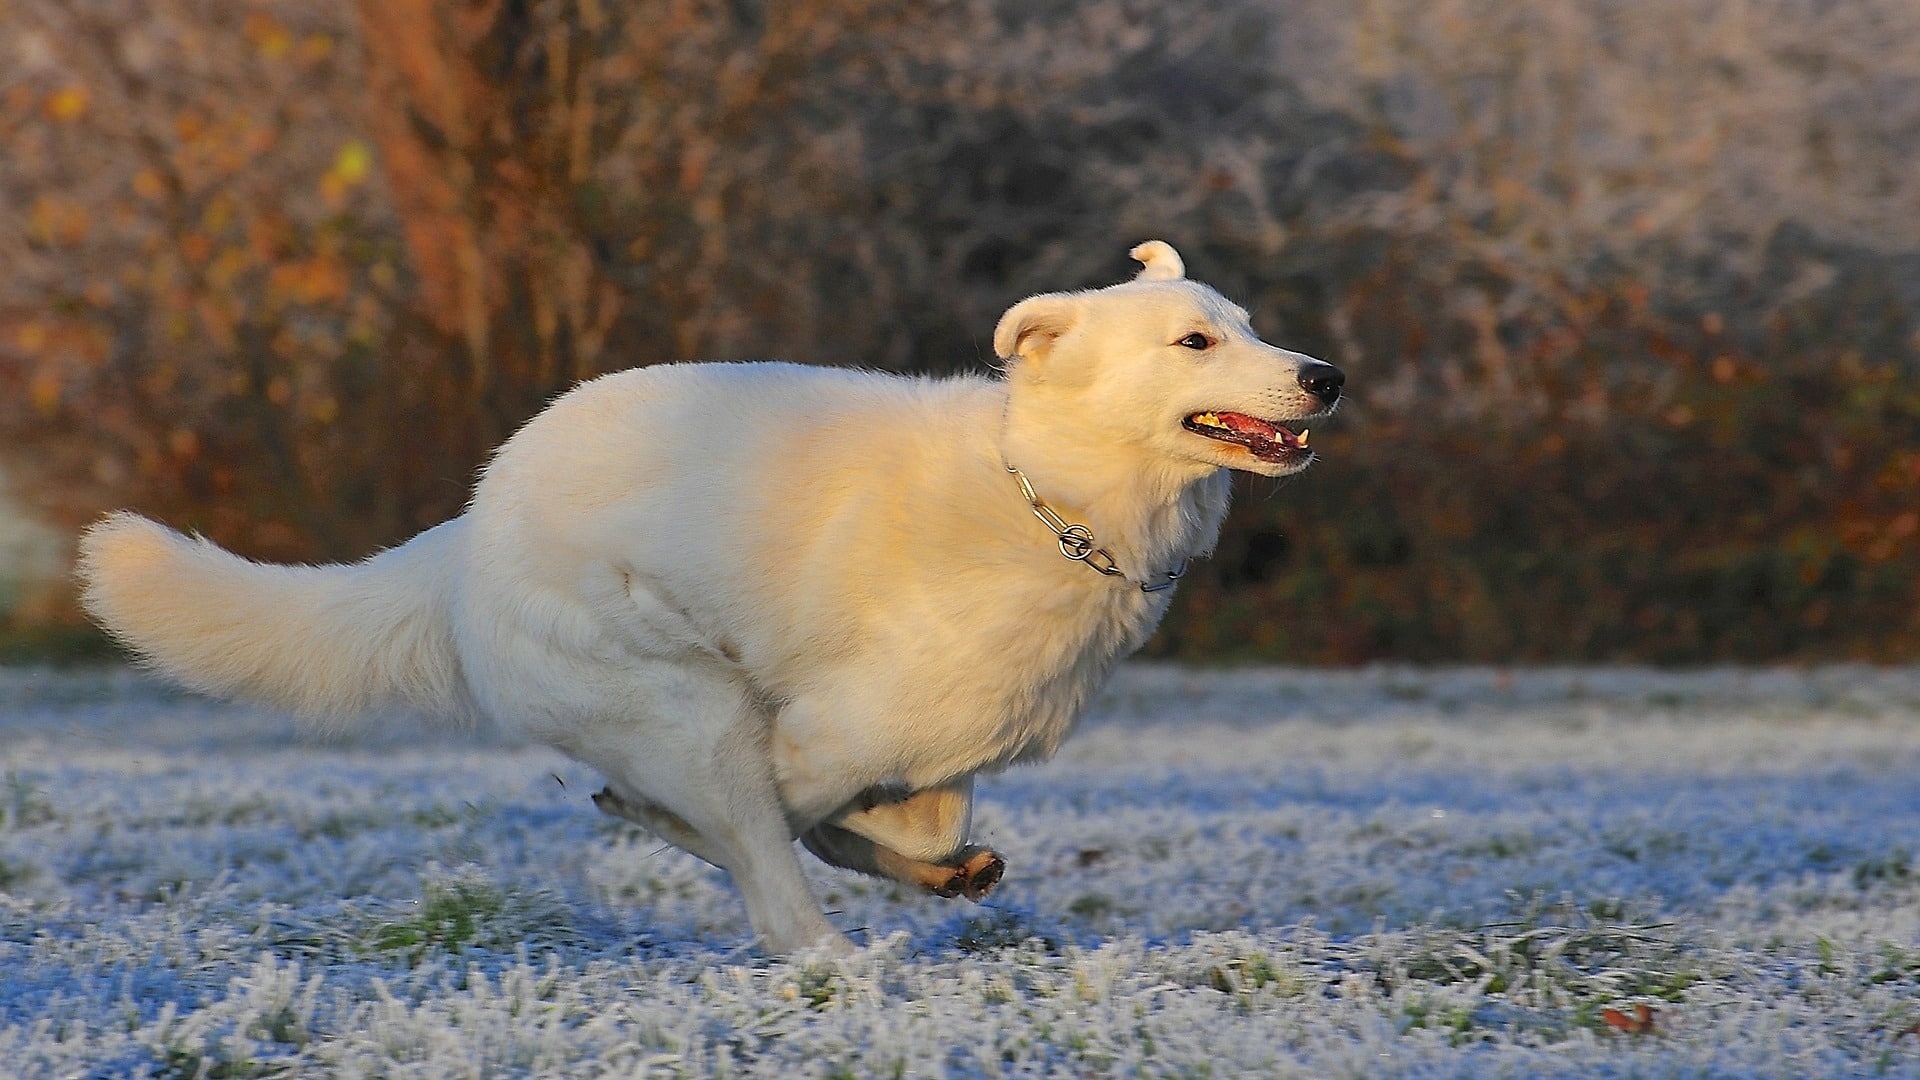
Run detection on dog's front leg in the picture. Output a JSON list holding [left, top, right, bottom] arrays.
[[800, 776, 1005, 901]]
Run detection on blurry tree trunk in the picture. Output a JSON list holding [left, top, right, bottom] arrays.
[[352, 0, 622, 433]]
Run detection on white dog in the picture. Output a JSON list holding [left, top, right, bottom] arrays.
[[77, 242, 1343, 954]]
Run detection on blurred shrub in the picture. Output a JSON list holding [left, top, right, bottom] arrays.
[[1, 0, 1915, 660], [0, 0, 404, 559]]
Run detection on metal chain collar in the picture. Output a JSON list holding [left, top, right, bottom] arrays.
[[1004, 462, 1188, 594]]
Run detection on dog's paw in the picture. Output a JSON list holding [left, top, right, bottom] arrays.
[[590, 786, 627, 817], [958, 847, 1006, 901], [931, 846, 1005, 902]]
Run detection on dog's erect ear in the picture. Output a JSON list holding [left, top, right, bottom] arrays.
[[1129, 240, 1185, 281], [993, 293, 1079, 364]]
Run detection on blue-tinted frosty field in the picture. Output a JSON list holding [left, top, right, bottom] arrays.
[[4, 665, 1920, 1077]]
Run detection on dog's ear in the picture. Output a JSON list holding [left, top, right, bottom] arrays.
[[1129, 240, 1185, 281], [993, 293, 1079, 364]]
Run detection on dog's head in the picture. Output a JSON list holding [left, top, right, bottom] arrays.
[[995, 241, 1342, 478]]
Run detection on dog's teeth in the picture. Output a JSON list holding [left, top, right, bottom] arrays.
[[1297, 428, 1310, 447]]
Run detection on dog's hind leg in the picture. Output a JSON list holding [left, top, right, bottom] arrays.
[[801, 777, 1005, 902], [592, 787, 723, 867], [577, 660, 849, 955]]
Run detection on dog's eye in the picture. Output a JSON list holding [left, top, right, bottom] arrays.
[[1176, 332, 1213, 351]]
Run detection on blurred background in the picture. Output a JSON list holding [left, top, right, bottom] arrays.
[[1, 0, 1915, 664]]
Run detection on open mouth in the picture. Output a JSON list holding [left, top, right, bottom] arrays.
[[1182, 411, 1311, 463]]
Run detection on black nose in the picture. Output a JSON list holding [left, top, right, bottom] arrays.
[[1297, 362, 1344, 407]]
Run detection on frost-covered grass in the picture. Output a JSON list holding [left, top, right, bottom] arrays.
[[4, 665, 1920, 1077]]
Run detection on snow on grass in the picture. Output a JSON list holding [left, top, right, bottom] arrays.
[[3, 665, 1920, 1076]]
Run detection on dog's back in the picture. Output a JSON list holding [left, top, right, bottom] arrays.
[[78, 361, 1008, 731]]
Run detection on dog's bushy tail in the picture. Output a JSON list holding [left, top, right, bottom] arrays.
[[76, 512, 468, 724]]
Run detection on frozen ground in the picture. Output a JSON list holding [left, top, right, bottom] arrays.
[[3, 665, 1920, 1077]]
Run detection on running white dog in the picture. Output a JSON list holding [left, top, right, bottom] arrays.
[[78, 242, 1343, 954]]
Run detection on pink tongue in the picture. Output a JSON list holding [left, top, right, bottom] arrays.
[[1217, 412, 1278, 438]]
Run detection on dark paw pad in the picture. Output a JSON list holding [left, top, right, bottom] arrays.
[[930, 846, 1005, 902]]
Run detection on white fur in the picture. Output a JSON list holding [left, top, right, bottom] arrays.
[[77, 242, 1336, 953]]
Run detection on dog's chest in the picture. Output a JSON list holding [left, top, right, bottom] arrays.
[[885, 578, 1168, 785]]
